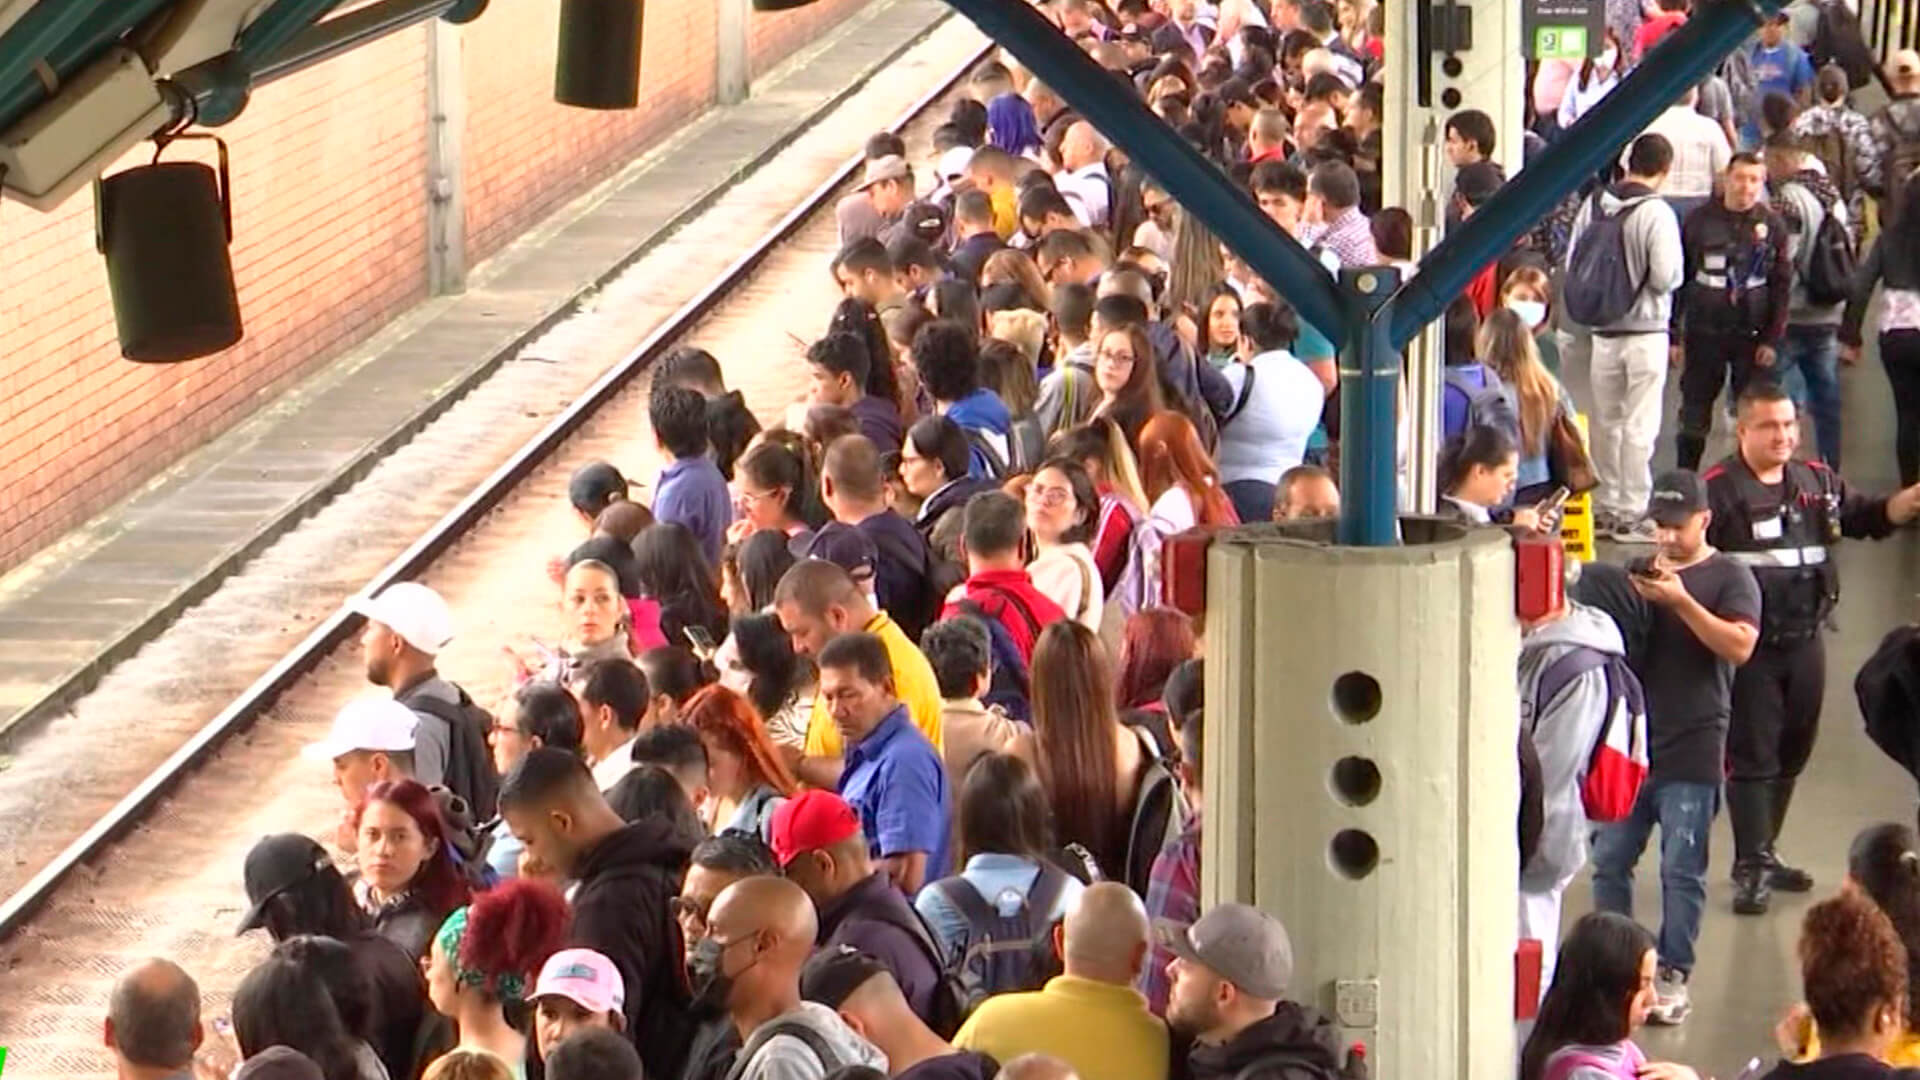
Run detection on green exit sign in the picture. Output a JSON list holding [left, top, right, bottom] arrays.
[[1534, 26, 1590, 59]]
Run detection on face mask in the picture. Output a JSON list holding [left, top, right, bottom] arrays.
[[687, 936, 746, 1013], [1506, 299, 1548, 329], [1599, 47, 1618, 70]]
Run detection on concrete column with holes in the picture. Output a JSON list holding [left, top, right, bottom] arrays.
[[1202, 522, 1519, 1076]]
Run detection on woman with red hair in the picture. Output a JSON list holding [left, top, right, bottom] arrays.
[[683, 684, 798, 841], [1116, 607, 1197, 761], [350, 779, 473, 961], [1138, 410, 1238, 530], [426, 879, 571, 1079]]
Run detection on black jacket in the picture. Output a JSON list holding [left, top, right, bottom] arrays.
[[1183, 1003, 1347, 1080], [567, 818, 697, 1080], [818, 872, 942, 1023], [1674, 199, 1794, 341], [1762, 1055, 1920, 1080], [349, 930, 443, 1080]]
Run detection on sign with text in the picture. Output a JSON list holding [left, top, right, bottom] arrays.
[[1523, 0, 1605, 59]]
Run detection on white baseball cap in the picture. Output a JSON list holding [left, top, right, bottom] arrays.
[[938, 146, 974, 185], [303, 698, 419, 762], [349, 582, 454, 655]]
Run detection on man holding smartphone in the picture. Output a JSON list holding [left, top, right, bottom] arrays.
[[1589, 469, 1761, 1027]]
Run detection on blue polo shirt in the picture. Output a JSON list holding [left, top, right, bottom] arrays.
[[652, 454, 732, 564], [839, 704, 951, 879]]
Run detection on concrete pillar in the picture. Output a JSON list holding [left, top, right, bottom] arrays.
[[426, 18, 468, 296], [1204, 522, 1519, 1077], [717, 0, 751, 105]]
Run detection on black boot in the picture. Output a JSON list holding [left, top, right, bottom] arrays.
[[1766, 777, 1815, 893], [1727, 780, 1774, 915]]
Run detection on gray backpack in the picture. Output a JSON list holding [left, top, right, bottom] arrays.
[[1563, 193, 1653, 328]]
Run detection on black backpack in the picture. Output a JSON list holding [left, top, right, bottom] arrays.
[[1007, 413, 1047, 474], [930, 866, 1069, 1014], [1799, 185, 1858, 305], [406, 686, 501, 819], [865, 901, 974, 1040], [965, 427, 1010, 480], [1122, 750, 1190, 897], [1564, 192, 1655, 328], [722, 1017, 847, 1080]]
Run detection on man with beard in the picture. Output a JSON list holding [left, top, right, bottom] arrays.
[[1160, 904, 1350, 1080], [352, 581, 498, 815]]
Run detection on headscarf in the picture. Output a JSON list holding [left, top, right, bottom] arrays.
[[987, 93, 1043, 158], [435, 906, 529, 1004]]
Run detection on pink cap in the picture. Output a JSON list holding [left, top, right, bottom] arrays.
[[533, 948, 625, 1014]]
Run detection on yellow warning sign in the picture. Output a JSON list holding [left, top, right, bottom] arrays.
[[1560, 414, 1596, 562]]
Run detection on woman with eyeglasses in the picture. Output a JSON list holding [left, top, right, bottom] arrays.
[[1091, 324, 1166, 453], [1024, 457, 1105, 633], [725, 440, 821, 548]]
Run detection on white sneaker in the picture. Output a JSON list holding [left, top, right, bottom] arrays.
[[1646, 966, 1691, 1025], [1612, 519, 1659, 544]]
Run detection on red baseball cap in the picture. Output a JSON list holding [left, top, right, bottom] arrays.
[[769, 790, 862, 866]]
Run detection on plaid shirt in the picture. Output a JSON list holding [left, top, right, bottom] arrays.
[[1300, 207, 1380, 269], [1139, 811, 1202, 1016]]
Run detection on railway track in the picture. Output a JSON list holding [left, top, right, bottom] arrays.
[[0, 20, 988, 1073]]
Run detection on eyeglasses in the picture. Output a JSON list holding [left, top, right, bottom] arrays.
[[670, 896, 710, 926], [1097, 348, 1135, 364], [1027, 485, 1073, 508]]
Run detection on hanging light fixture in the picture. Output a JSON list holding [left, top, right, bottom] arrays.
[[94, 130, 242, 363], [555, 0, 644, 108]]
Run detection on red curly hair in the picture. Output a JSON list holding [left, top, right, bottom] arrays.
[[684, 684, 798, 795], [460, 879, 571, 991]]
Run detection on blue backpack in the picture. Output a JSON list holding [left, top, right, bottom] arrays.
[[1442, 365, 1522, 447]]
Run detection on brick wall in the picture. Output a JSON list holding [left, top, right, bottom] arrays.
[[0, 0, 872, 575]]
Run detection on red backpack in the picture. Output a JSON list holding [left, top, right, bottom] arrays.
[[1531, 647, 1650, 823]]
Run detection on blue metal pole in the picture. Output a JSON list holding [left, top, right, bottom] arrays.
[[1382, 0, 1780, 347], [938, 0, 1349, 343], [1338, 268, 1400, 546]]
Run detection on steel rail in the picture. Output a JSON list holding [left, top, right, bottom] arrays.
[[0, 34, 992, 942]]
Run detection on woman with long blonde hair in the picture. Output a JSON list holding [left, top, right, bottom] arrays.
[[1477, 307, 1572, 505]]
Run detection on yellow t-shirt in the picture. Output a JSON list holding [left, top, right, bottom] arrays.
[[990, 185, 1019, 241], [803, 612, 944, 758], [954, 975, 1170, 1080]]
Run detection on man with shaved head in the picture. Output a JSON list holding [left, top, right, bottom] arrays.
[[953, 882, 1168, 1080], [698, 876, 887, 1080], [995, 1055, 1081, 1080], [106, 958, 204, 1080], [1055, 122, 1113, 228]]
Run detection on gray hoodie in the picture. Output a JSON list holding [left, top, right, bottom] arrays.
[[736, 1002, 889, 1080], [1565, 183, 1685, 336], [1518, 603, 1628, 896]]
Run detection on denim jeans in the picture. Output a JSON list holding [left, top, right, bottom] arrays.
[[1590, 779, 1720, 975], [1776, 324, 1843, 468]]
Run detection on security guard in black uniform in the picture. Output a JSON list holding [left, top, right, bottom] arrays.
[[1704, 382, 1920, 914]]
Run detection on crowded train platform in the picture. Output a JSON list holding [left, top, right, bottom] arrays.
[[7, 0, 1920, 1078]]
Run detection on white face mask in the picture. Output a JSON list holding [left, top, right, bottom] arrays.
[[1506, 298, 1548, 329], [1598, 47, 1619, 71]]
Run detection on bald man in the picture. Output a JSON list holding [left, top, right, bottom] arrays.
[[700, 877, 887, 1080], [1054, 123, 1112, 228], [802, 948, 994, 1080], [952, 883, 1168, 1080], [106, 959, 204, 1080], [995, 1055, 1082, 1080]]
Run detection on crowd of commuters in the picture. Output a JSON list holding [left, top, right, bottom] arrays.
[[93, 1, 1920, 1079]]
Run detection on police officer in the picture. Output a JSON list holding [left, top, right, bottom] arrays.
[[1705, 382, 1920, 914], [1673, 153, 1794, 472]]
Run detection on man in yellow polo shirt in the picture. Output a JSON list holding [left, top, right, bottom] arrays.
[[773, 559, 942, 788], [953, 882, 1169, 1080]]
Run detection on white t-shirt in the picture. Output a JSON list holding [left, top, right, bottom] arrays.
[[1215, 350, 1328, 486], [1029, 543, 1103, 632]]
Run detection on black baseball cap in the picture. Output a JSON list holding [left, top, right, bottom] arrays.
[[800, 946, 891, 1008], [897, 200, 950, 247], [1646, 469, 1709, 525], [237, 833, 332, 934], [1455, 161, 1505, 208]]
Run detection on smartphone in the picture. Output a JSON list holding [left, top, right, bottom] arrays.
[[684, 624, 717, 658], [1536, 486, 1571, 516], [1628, 557, 1662, 580], [1734, 1057, 1764, 1080]]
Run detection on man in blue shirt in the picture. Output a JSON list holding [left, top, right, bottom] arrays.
[[1746, 13, 1814, 147], [820, 631, 951, 892], [648, 384, 733, 564]]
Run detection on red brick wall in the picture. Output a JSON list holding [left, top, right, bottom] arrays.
[[0, 0, 872, 575]]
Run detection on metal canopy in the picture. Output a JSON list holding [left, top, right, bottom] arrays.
[[939, 0, 1782, 545]]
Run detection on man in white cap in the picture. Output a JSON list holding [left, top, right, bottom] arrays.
[[1160, 903, 1351, 1080], [533, 948, 628, 1062], [304, 697, 419, 808], [352, 581, 498, 816]]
